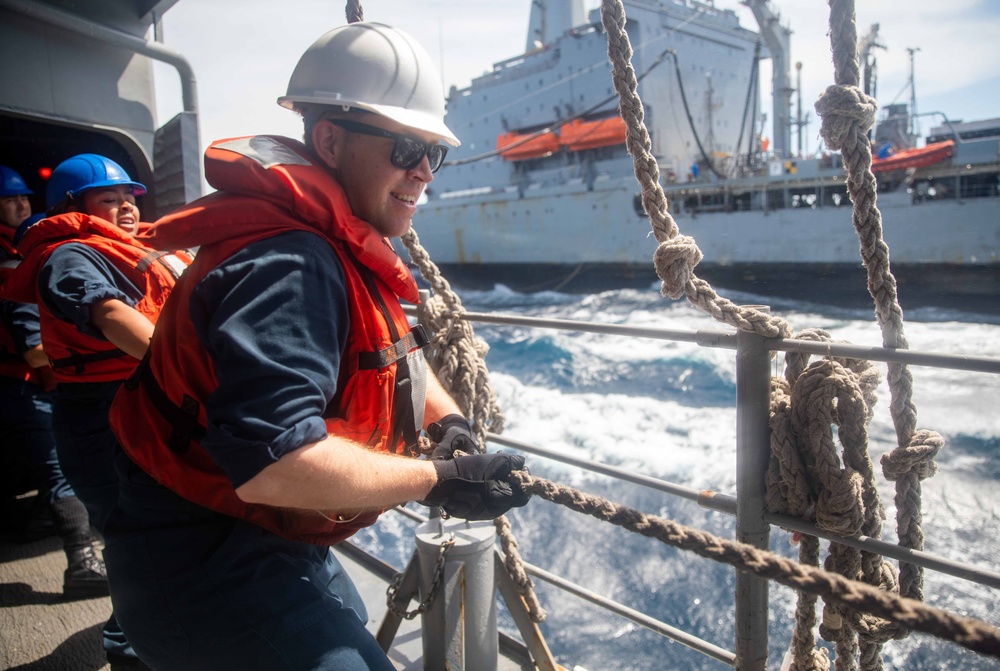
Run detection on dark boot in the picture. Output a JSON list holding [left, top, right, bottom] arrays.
[[64, 544, 110, 599], [49, 496, 110, 599]]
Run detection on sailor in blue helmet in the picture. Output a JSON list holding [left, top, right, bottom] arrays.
[[0, 165, 33, 230], [0, 165, 109, 599], [1, 154, 190, 671], [44, 154, 147, 228]]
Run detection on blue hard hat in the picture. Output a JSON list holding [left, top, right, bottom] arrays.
[[0, 165, 34, 197], [45, 154, 147, 210]]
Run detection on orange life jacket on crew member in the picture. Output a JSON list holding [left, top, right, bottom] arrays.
[[110, 135, 426, 546], [0, 212, 193, 384], [0, 225, 55, 388]]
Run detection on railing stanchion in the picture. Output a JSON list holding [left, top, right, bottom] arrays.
[[734, 306, 773, 670], [416, 517, 499, 671]]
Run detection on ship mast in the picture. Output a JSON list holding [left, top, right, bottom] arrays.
[[906, 47, 921, 141], [858, 23, 885, 142], [743, 0, 792, 160]]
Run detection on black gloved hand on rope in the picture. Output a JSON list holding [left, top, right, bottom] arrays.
[[421, 452, 531, 520], [426, 414, 482, 459]]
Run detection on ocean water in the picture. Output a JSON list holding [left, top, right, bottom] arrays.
[[353, 278, 1000, 671]]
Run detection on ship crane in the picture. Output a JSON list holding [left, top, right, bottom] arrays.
[[742, 0, 792, 160], [858, 23, 886, 99], [858, 23, 886, 143]]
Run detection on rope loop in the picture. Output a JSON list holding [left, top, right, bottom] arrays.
[[654, 235, 702, 299]]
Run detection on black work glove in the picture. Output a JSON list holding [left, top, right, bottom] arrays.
[[427, 414, 481, 459], [421, 452, 531, 520]]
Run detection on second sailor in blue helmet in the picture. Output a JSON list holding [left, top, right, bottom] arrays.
[[0, 153, 190, 670], [44, 154, 147, 235]]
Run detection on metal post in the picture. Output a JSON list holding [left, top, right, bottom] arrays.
[[415, 517, 498, 671], [734, 307, 772, 670]]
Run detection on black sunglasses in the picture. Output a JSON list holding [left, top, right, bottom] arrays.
[[325, 118, 449, 173]]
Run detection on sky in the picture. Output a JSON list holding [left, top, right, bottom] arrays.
[[152, 0, 1000, 159]]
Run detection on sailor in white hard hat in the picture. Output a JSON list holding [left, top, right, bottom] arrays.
[[102, 22, 529, 671]]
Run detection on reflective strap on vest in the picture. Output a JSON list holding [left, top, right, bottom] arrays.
[[124, 352, 206, 454], [356, 324, 429, 370], [136, 250, 188, 280], [347, 251, 429, 457], [353, 325, 430, 457], [49, 347, 128, 374]]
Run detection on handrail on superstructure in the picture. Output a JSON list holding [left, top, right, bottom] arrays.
[[389, 303, 1000, 668], [0, 0, 197, 113]]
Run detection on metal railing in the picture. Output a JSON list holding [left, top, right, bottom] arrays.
[[368, 303, 1000, 669]]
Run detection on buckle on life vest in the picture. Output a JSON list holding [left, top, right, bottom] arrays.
[[357, 324, 429, 370], [50, 347, 127, 375], [128, 351, 207, 454]]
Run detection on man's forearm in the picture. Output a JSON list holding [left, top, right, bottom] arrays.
[[235, 435, 438, 511]]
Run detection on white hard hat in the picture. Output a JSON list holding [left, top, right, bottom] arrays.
[[278, 22, 459, 147]]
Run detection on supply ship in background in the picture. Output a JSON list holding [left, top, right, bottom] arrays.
[[411, 0, 1000, 297]]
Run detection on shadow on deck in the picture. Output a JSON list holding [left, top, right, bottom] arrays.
[[0, 530, 112, 670]]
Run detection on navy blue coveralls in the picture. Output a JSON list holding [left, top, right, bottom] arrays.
[[105, 232, 396, 671]]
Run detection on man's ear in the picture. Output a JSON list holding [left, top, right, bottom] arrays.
[[311, 119, 343, 171]]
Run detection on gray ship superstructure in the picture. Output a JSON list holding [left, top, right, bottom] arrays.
[[411, 0, 999, 282]]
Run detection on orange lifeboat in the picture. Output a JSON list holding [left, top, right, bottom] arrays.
[[559, 117, 627, 151], [871, 140, 955, 173], [496, 130, 560, 161]]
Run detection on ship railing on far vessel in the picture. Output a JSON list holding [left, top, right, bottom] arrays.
[[342, 304, 1000, 670]]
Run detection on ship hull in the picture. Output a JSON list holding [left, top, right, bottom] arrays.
[[412, 180, 999, 267]]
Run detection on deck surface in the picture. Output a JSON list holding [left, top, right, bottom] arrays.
[[0, 520, 535, 670]]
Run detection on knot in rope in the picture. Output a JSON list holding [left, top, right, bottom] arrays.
[[814, 84, 877, 152], [880, 429, 944, 482], [815, 470, 865, 537], [654, 235, 702, 299]]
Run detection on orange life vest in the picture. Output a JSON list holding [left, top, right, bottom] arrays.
[[0, 225, 53, 388], [110, 135, 425, 546], [0, 213, 192, 384]]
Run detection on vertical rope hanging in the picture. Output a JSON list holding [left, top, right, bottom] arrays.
[[345, 0, 362, 23], [598, 0, 792, 340], [815, 0, 943, 608], [341, 0, 545, 623]]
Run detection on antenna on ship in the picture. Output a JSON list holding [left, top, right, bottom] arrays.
[[792, 61, 812, 156], [907, 46, 922, 142], [704, 70, 722, 168]]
